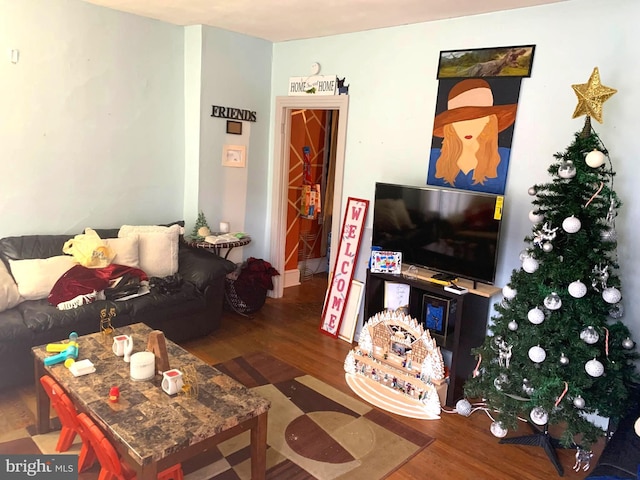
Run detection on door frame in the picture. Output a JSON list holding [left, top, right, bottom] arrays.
[[270, 95, 349, 298]]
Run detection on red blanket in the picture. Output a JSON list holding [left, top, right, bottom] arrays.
[[48, 264, 148, 307]]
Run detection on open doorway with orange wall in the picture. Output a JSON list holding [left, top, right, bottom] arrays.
[[284, 109, 338, 287]]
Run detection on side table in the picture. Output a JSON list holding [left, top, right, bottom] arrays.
[[186, 235, 251, 259]]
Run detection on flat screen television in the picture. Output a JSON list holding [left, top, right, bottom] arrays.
[[372, 182, 504, 285]]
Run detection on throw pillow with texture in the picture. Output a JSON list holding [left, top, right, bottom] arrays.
[[118, 224, 180, 278], [103, 236, 140, 268], [9, 255, 78, 301], [0, 261, 21, 312]]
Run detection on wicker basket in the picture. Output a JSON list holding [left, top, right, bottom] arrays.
[[224, 277, 267, 315]]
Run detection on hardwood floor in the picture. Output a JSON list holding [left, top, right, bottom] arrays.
[[3, 274, 604, 479]]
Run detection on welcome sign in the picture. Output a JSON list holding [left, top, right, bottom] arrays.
[[320, 198, 369, 337]]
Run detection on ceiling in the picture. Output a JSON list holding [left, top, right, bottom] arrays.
[[81, 0, 569, 42]]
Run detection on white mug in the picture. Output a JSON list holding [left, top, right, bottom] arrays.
[[161, 369, 184, 395], [219, 221, 230, 233], [112, 335, 131, 356]]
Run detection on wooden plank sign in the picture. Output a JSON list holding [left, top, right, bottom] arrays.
[[320, 197, 369, 337]]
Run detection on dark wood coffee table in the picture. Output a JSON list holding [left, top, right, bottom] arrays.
[[33, 323, 270, 480]]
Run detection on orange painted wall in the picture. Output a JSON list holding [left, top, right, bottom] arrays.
[[285, 109, 327, 272]]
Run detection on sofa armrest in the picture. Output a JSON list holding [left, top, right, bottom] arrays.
[[178, 248, 236, 291]]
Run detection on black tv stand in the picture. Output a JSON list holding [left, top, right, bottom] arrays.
[[363, 268, 500, 407]]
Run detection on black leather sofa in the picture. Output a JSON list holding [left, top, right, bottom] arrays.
[[0, 225, 235, 391]]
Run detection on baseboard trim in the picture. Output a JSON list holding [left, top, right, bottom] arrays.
[[284, 269, 300, 288]]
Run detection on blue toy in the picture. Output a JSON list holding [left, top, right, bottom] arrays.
[[44, 332, 79, 368]]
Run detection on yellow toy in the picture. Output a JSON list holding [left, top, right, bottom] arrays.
[[45, 332, 79, 368]]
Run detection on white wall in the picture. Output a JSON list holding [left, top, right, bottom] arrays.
[[271, 0, 640, 340], [0, 0, 185, 235]]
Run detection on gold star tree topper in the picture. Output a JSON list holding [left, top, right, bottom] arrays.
[[572, 67, 617, 123]]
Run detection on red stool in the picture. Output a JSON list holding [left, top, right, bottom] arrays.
[[77, 413, 183, 480], [39, 375, 96, 472]]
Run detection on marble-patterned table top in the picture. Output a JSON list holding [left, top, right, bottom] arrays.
[[32, 323, 270, 466]]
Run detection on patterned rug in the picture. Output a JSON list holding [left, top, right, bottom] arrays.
[[0, 352, 434, 480]]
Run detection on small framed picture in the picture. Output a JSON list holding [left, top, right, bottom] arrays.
[[226, 120, 242, 135], [422, 293, 456, 343], [370, 251, 402, 274], [222, 144, 246, 168]]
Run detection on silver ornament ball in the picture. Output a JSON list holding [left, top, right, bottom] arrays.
[[544, 292, 562, 310], [580, 326, 600, 345], [529, 210, 544, 223], [530, 406, 549, 426], [559, 354, 570, 365], [455, 398, 473, 416], [602, 287, 622, 304], [609, 302, 624, 319], [528, 186, 537, 196], [622, 337, 635, 350], [542, 242, 553, 253], [573, 395, 586, 409], [490, 421, 508, 438], [508, 320, 519, 331]]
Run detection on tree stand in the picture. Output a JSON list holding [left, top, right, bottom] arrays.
[[500, 422, 567, 476]]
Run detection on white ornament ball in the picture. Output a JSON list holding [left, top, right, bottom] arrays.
[[544, 292, 562, 310], [519, 249, 531, 262], [573, 395, 586, 409], [455, 398, 472, 417], [580, 326, 600, 345], [530, 407, 549, 426], [568, 280, 587, 298], [508, 320, 519, 331], [542, 242, 553, 253], [559, 354, 570, 365], [502, 285, 517, 300], [529, 210, 544, 223], [528, 186, 537, 196], [527, 307, 545, 325], [522, 257, 539, 273], [602, 287, 622, 304], [585, 358, 605, 377], [490, 421, 508, 438], [528, 345, 546, 363], [622, 337, 635, 350], [585, 149, 606, 168], [562, 216, 581, 233]]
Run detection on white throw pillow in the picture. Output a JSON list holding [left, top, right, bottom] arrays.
[[9, 256, 78, 301], [118, 224, 180, 278], [0, 261, 22, 311], [103, 236, 140, 268]]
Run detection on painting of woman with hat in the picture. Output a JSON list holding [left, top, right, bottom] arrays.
[[427, 77, 521, 195]]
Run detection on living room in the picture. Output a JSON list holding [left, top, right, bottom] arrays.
[[1, 0, 639, 478]]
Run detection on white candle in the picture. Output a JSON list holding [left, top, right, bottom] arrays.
[[219, 221, 230, 233]]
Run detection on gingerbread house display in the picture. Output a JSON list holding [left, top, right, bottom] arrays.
[[344, 310, 446, 418]]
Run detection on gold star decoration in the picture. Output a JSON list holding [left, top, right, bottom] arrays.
[[571, 67, 617, 123]]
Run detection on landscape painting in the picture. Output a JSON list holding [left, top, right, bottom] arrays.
[[437, 45, 535, 79]]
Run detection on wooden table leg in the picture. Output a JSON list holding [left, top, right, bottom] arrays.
[[34, 358, 50, 434], [250, 411, 268, 480]]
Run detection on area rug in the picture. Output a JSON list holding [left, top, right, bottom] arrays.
[[0, 352, 434, 480]]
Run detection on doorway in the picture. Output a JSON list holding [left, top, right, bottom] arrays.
[[269, 95, 349, 298]]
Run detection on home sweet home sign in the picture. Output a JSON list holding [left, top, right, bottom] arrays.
[[320, 197, 369, 337]]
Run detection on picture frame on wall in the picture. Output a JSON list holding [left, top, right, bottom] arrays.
[[437, 44, 535, 79], [226, 120, 243, 135], [222, 144, 246, 168], [422, 293, 457, 343]]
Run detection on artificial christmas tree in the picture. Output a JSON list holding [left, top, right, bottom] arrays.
[[462, 68, 638, 475], [190, 211, 211, 241]]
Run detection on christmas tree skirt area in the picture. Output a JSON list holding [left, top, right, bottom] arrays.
[[345, 373, 446, 420]]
